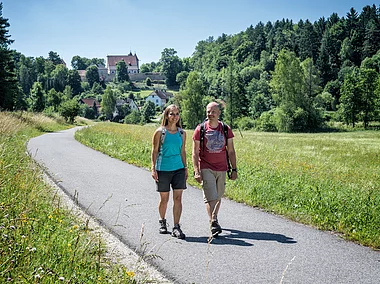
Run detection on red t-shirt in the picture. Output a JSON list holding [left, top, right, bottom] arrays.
[[193, 121, 234, 171]]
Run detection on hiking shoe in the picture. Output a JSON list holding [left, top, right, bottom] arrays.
[[172, 224, 186, 239], [159, 219, 168, 234], [210, 220, 222, 236]]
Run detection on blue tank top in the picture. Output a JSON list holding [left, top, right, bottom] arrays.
[[156, 130, 184, 171]]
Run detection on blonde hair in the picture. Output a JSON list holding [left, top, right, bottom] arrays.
[[161, 104, 182, 127]]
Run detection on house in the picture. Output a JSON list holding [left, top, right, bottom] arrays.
[[79, 98, 101, 114], [112, 98, 139, 121], [107, 52, 139, 75], [76, 52, 140, 82], [145, 90, 173, 108], [126, 98, 139, 111]]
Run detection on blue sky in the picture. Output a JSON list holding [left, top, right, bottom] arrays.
[[1, 0, 374, 67]]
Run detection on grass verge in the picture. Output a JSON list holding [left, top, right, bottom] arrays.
[[0, 112, 136, 283], [75, 122, 380, 249]]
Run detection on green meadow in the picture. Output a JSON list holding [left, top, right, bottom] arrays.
[[75, 123, 380, 249], [0, 113, 136, 283]]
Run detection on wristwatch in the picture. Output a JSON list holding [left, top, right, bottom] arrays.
[[231, 168, 238, 172]]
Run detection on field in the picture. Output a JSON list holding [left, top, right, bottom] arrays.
[[0, 113, 136, 283], [75, 123, 380, 249]]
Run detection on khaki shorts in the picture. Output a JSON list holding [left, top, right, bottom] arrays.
[[201, 169, 226, 203]]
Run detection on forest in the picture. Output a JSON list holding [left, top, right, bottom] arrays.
[[1, 3, 380, 132]]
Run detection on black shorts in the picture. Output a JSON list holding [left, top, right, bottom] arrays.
[[156, 168, 187, 192]]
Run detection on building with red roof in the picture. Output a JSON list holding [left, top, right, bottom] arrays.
[[107, 52, 139, 75]]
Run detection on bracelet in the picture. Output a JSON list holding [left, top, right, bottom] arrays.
[[231, 168, 238, 172]]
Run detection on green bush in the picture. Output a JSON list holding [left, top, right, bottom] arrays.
[[236, 116, 256, 130]]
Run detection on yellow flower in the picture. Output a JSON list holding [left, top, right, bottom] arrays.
[[126, 271, 135, 277]]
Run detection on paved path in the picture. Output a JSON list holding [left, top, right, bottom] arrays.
[[27, 127, 380, 284]]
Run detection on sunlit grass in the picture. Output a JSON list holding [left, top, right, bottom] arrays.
[[0, 112, 136, 283], [76, 123, 380, 249]]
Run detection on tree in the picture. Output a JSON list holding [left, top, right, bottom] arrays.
[[176, 71, 189, 89], [358, 67, 379, 128], [68, 69, 82, 96], [46, 88, 61, 111], [160, 48, 183, 87], [124, 110, 141, 124], [48, 51, 63, 65], [51, 64, 68, 92], [59, 98, 80, 123], [29, 82, 45, 112], [116, 60, 129, 82], [101, 86, 116, 120], [270, 49, 317, 132], [140, 101, 156, 123], [339, 67, 361, 127], [71, 55, 90, 70], [297, 19, 319, 62], [181, 71, 206, 128], [86, 65, 99, 88], [0, 3, 18, 110], [223, 62, 249, 127], [140, 64, 151, 73], [362, 19, 380, 59], [18, 63, 32, 95]]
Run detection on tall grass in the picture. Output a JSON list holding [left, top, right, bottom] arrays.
[[0, 112, 136, 283], [76, 123, 380, 249]]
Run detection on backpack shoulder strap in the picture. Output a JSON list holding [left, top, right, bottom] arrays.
[[158, 126, 166, 152], [177, 127, 185, 141], [221, 121, 232, 172], [200, 119, 207, 151], [221, 122, 229, 144]]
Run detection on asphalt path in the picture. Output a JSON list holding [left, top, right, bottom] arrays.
[[27, 127, 380, 284]]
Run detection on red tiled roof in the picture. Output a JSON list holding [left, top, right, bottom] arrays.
[[80, 98, 100, 108], [107, 54, 139, 67]]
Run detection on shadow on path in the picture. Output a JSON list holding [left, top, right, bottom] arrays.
[[185, 228, 297, 246]]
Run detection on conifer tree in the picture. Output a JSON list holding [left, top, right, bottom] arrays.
[[0, 3, 18, 110]]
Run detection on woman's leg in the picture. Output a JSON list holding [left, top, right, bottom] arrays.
[[172, 189, 183, 225], [159, 192, 170, 219]]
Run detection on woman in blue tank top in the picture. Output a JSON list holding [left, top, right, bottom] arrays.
[[151, 104, 188, 239]]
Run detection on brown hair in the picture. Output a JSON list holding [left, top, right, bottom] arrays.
[[161, 104, 182, 127]]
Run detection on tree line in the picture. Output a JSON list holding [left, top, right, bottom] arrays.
[[1, 3, 380, 131], [144, 4, 380, 131]]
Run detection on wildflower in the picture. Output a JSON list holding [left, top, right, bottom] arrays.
[[59, 276, 65, 281], [9, 226, 15, 230], [48, 215, 52, 219], [126, 271, 135, 277], [35, 274, 41, 279]]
